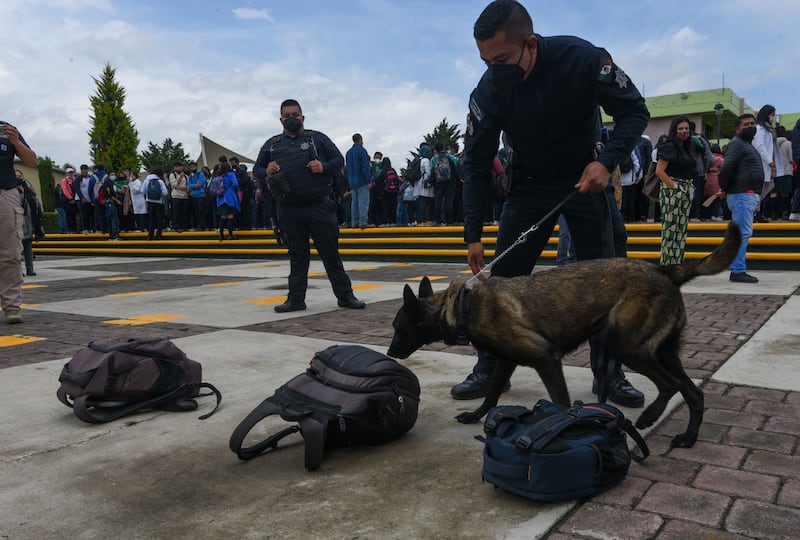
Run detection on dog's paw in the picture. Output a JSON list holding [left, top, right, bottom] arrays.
[[669, 432, 697, 448], [455, 411, 482, 424]]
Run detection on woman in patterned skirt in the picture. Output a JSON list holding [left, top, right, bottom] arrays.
[[654, 116, 699, 264]]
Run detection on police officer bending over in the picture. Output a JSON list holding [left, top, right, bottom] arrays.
[[254, 99, 366, 313], [452, 0, 649, 407]]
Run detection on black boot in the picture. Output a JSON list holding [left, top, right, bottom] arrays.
[[219, 218, 226, 240], [450, 373, 511, 400]]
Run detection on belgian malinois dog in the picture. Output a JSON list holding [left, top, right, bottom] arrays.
[[387, 223, 742, 448]]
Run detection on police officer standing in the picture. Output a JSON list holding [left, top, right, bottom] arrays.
[[452, 1, 649, 407], [0, 121, 37, 324], [254, 99, 366, 313]]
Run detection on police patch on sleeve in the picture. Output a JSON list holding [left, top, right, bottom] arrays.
[[598, 61, 613, 83], [614, 68, 629, 89], [469, 96, 484, 123]]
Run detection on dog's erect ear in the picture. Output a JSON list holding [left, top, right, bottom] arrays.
[[418, 276, 434, 298], [402, 283, 417, 305]]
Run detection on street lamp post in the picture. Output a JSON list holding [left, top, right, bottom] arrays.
[[714, 103, 724, 145], [89, 138, 99, 165]]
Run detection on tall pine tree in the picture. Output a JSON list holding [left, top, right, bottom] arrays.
[[139, 138, 190, 173], [403, 118, 462, 174], [89, 63, 140, 172]]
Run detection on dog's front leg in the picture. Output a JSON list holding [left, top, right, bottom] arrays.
[[455, 360, 515, 424]]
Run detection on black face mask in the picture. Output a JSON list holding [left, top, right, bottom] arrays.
[[489, 63, 525, 95], [740, 126, 756, 141], [283, 117, 302, 134]]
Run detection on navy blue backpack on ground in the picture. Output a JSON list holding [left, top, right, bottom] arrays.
[[479, 400, 649, 502]]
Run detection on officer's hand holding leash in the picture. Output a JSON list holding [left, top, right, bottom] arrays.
[[575, 161, 612, 193]]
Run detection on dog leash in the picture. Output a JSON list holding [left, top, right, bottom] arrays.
[[466, 189, 578, 288]]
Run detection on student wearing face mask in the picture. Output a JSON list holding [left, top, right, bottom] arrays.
[[454, 0, 649, 407], [752, 104, 785, 223], [718, 114, 762, 283], [654, 116, 699, 264], [253, 99, 365, 313]]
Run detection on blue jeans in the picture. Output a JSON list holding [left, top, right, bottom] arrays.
[[56, 207, 67, 233], [105, 202, 119, 239], [726, 192, 759, 273], [350, 185, 370, 227], [396, 201, 409, 225]]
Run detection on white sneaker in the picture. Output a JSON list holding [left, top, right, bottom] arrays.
[[710, 216, 723, 222], [789, 213, 800, 222]]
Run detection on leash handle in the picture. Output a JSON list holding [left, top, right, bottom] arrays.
[[466, 189, 578, 288]]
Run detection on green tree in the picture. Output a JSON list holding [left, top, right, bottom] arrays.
[[37, 156, 56, 212], [139, 138, 191, 173], [89, 63, 140, 172], [403, 117, 463, 172]]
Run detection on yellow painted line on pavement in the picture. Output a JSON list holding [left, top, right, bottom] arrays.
[[204, 281, 247, 287], [19, 303, 40, 309], [352, 284, 385, 291], [0, 335, 47, 347], [104, 314, 187, 326], [247, 263, 277, 268], [308, 271, 326, 277], [107, 290, 158, 298], [99, 276, 139, 281], [190, 269, 212, 273], [350, 265, 379, 271], [407, 276, 448, 282], [22, 284, 47, 289], [389, 263, 413, 267], [244, 296, 288, 305]]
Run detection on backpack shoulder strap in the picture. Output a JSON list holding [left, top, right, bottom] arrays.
[[69, 382, 216, 424], [619, 418, 649, 462], [229, 395, 314, 461], [297, 416, 328, 470]]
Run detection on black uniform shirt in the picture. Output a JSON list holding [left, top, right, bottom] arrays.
[[0, 126, 29, 190], [253, 129, 344, 183], [462, 35, 650, 244]]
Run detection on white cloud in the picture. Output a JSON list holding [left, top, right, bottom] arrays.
[[232, 7, 273, 22]]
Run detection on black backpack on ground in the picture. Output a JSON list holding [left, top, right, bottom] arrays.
[[229, 344, 421, 470], [479, 400, 648, 502], [57, 338, 222, 423]]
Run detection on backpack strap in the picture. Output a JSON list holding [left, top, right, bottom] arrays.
[[229, 396, 317, 461], [67, 382, 221, 423], [619, 418, 650, 462], [297, 416, 328, 471]]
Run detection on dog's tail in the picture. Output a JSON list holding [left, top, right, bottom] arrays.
[[658, 222, 742, 287]]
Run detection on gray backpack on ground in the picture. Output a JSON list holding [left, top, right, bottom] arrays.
[[57, 338, 221, 423], [229, 344, 420, 470]]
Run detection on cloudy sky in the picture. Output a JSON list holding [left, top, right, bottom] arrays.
[[3, 0, 798, 170]]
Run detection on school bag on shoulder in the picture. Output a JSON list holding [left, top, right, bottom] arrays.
[[146, 177, 162, 200], [229, 344, 420, 470], [434, 155, 452, 183], [57, 338, 222, 423], [406, 156, 422, 184], [209, 175, 226, 197], [384, 168, 399, 193], [479, 399, 649, 502]]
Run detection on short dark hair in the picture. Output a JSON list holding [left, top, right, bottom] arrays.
[[229, 156, 239, 164], [352, 133, 362, 144], [474, 0, 533, 43], [434, 141, 444, 152], [735, 113, 756, 128], [280, 99, 302, 114]]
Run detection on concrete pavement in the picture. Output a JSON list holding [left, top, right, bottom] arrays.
[[1, 257, 799, 539]]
